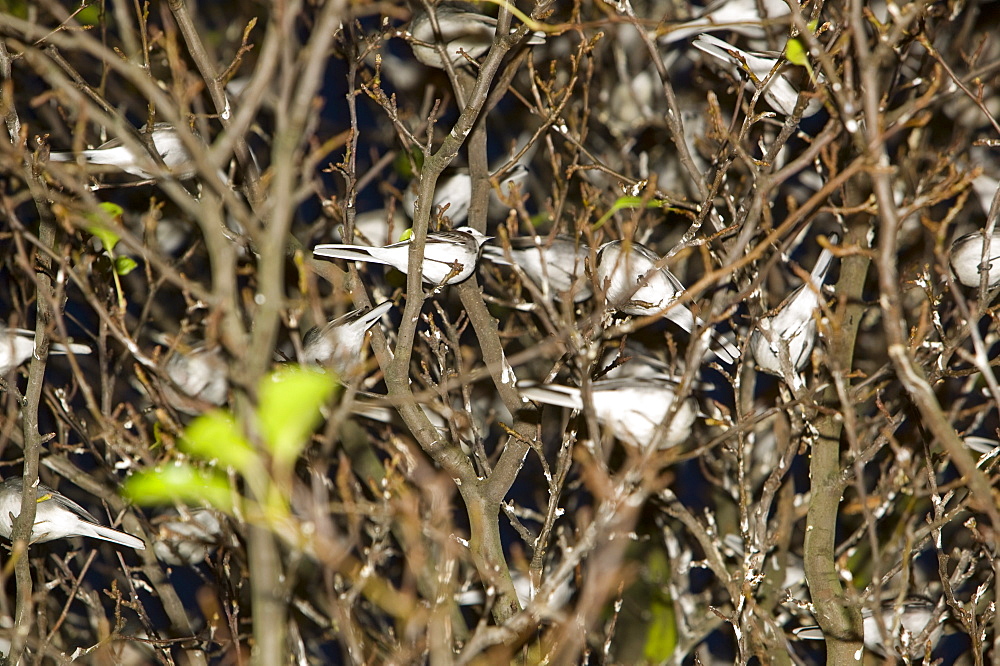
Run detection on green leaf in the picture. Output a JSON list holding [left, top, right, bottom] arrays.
[[115, 255, 138, 275], [528, 212, 551, 227], [591, 196, 683, 231], [181, 409, 258, 473], [123, 464, 233, 511], [258, 366, 338, 467], [785, 37, 808, 66], [76, 4, 102, 25], [398, 228, 414, 242], [642, 549, 677, 661], [86, 203, 125, 253], [393, 147, 423, 179], [87, 227, 120, 254], [785, 21, 819, 77]]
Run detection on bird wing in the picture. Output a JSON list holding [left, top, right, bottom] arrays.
[[38, 485, 102, 523], [520, 383, 584, 410]]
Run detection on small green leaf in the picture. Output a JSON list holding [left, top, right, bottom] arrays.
[[785, 37, 808, 66], [181, 409, 258, 472], [528, 212, 551, 227], [152, 421, 166, 451], [85, 203, 125, 253], [398, 228, 414, 242], [642, 549, 677, 661], [123, 464, 233, 511], [591, 197, 681, 231], [87, 226, 120, 254], [393, 147, 424, 179], [258, 366, 338, 467], [76, 5, 102, 25], [99, 201, 124, 217], [786, 21, 819, 76], [115, 255, 138, 275]]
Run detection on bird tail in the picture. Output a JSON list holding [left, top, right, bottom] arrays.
[[49, 342, 93, 356], [353, 300, 394, 331], [86, 524, 146, 550], [692, 34, 748, 65], [313, 245, 388, 265], [479, 245, 514, 266], [710, 332, 740, 365], [351, 398, 447, 429], [79, 147, 135, 167], [791, 626, 823, 641], [520, 383, 584, 410], [510, 27, 546, 46], [656, 307, 741, 364], [350, 402, 395, 424], [807, 235, 839, 292]]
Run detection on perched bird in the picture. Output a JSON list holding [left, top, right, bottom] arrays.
[[520, 376, 698, 450], [482, 234, 593, 302], [49, 123, 194, 179], [0, 477, 145, 550], [457, 568, 574, 613], [402, 164, 528, 225], [658, 0, 790, 44], [301, 301, 393, 377], [949, 228, 1000, 288], [795, 598, 943, 660], [408, 1, 545, 70], [0, 327, 92, 375], [313, 227, 492, 286], [163, 345, 229, 411], [153, 508, 228, 566], [595, 240, 739, 363], [349, 393, 480, 448], [749, 239, 836, 383], [404, 170, 474, 224], [693, 34, 821, 117]]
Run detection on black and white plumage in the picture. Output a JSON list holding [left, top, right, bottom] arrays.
[[949, 228, 1000, 288], [301, 301, 393, 377], [408, 1, 545, 70], [597, 342, 683, 382], [313, 226, 492, 286], [595, 240, 739, 363], [0, 327, 92, 375], [164, 345, 229, 410], [457, 568, 574, 612], [795, 598, 943, 660], [482, 234, 593, 302], [693, 34, 821, 117], [49, 123, 194, 179], [0, 478, 145, 550], [659, 0, 790, 44], [403, 170, 474, 224], [153, 508, 228, 566], [965, 436, 1000, 455], [402, 165, 528, 225], [520, 376, 698, 450], [749, 241, 836, 383]]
